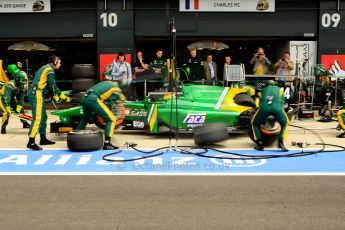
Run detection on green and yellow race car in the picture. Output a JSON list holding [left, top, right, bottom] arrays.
[[50, 83, 257, 134]]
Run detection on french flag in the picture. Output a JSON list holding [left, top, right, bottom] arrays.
[[185, 0, 199, 10]]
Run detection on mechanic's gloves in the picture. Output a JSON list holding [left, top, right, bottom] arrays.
[[15, 105, 22, 114], [52, 94, 61, 103], [59, 92, 71, 103], [53, 93, 71, 103], [5, 106, 11, 114]]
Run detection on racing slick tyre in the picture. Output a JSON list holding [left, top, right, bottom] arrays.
[[94, 102, 126, 129], [71, 64, 96, 79], [234, 93, 256, 107], [193, 122, 229, 146], [72, 78, 95, 92], [67, 130, 103, 152], [248, 119, 281, 146]]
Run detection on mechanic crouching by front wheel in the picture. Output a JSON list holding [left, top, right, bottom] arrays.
[[27, 55, 71, 150], [77, 80, 126, 150], [251, 80, 289, 152]]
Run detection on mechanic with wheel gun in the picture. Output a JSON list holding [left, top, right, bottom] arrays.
[[251, 80, 289, 151], [27, 55, 71, 150], [0, 70, 29, 134], [77, 80, 126, 150]]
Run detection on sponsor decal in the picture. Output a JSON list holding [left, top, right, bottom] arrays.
[[183, 114, 206, 127], [1, 150, 345, 174], [0, 0, 51, 13], [321, 54, 345, 80], [0, 151, 267, 173], [127, 108, 147, 117], [133, 121, 145, 129], [210, 155, 267, 167], [179, 0, 275, 12]]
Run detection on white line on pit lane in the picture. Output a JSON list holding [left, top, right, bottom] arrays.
[[0, 172, 345, 176]]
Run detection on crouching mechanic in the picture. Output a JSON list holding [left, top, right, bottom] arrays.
[[0, 70, 29, 134], [27, 55, 71, 150], [251, 80, 289, 151], [77, 80, 126, 150]]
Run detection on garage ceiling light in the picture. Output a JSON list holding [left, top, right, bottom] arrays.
[[8, 41, 51, 51]]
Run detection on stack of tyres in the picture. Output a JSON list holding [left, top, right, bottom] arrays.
[[71, 64, 96, 104]]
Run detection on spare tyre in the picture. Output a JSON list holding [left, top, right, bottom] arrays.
[[67, 130, 103, 152], [193, 122, 229, 146], [72, 78, 95, 92], [71, 64, 96, 79]]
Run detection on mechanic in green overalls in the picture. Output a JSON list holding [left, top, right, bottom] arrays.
[[0, 70, 29, 134], [77, 80, 126, 150], [251, 80, 289, 151], [336, 102, 345, 138], [6, 62, 31, 128], [27, 55, 71, 150]]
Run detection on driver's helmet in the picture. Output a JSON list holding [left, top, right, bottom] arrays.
[[14, 71, 28, 89], [16, 62, 23, 69]]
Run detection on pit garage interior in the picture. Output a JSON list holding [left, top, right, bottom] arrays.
[[0, 0, 322, 91]]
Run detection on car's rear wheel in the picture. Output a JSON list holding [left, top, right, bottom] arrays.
[[234, 93, 256, 107], [248, 118, 281, 146]]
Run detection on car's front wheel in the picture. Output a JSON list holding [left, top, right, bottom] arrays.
[[94, 102, 126, 129]]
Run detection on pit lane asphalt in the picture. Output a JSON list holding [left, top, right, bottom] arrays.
[[0, 112, 345, 229]]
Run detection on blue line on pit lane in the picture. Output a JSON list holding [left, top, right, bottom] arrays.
[[0, 149, 344, 174]]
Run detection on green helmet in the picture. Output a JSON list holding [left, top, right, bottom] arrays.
[[267, 80, 276, 86], [7, 63, 20, 79], [14, 71, 28, 88]]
